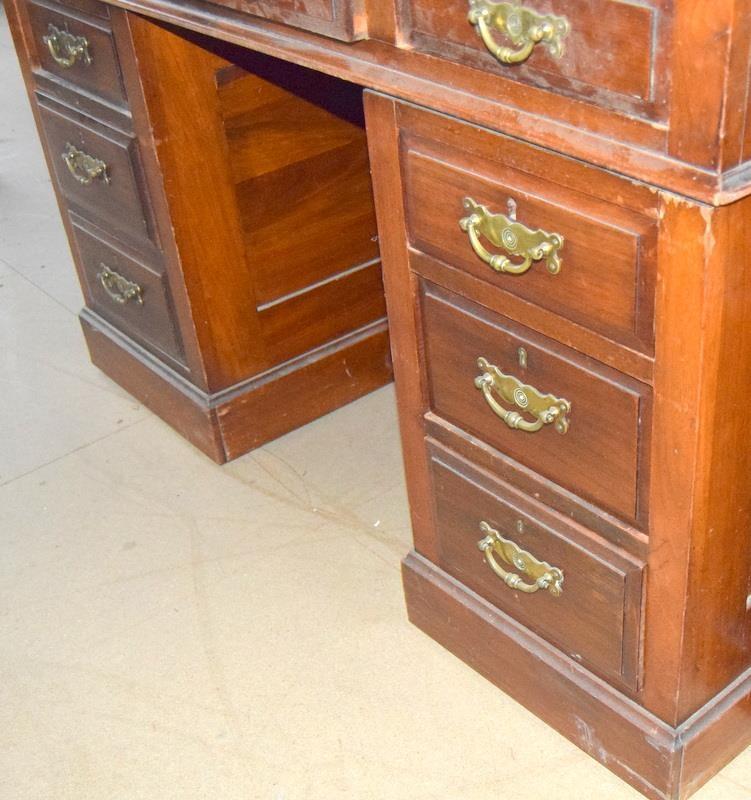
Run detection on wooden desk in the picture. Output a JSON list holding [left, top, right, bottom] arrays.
[[7, 2, 751, 797]]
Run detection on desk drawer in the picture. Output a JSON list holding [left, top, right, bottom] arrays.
[[37, 97, 156, 248], [420, 282, 650, 525], [397, 0, 668, 120], [27, 0, 127, 107], [401, 104, 658, 354], [71, 219, 184, 363], [52, 0, 110, 18], [207, 0, 367, 41], [428, 444, 645, 690]]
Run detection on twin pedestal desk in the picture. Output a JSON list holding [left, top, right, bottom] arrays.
[[8, 1, 751, 796]]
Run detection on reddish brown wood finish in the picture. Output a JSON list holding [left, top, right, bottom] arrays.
[[403, 552, 751, 800], [361, 0, 395, 42], [124, 17, 387, 388], [82, 311, 392, 463], [35, 93, 157, 249], [257, 262, 385, 365], [412, 249, 654, 385], [90, 0, 751, 203], [428, 443, 645, 691], [365, 90, 751, 798], [26, 0, 128, 106], [643, 196, 751, 725], [55, 0, 110, 16], [7, 0, 392, 464], [400, 105, 659, 355], [8, 0, 751, 795], [215, 60, 379, 307], [420, 282, 650, 526], [667, 0, 740, 171], [424, 412, 648, 561], [680, 672, 751, 798], [125, 19, 267, 388], [69, 214, 185, 365], [216, 321, 392, 459], [81, 312, 227, 460], [204, 0, 366, 41], [678, 199, 751, 715], [119, 13, 391, 457], [365, 90, 439, 565], [398, 0, 669, 120]]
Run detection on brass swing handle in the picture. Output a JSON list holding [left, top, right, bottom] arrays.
[[477, 521, 564, 596], [43, 23, 92, 69], [460, 197, 563, 276], [475, 356, 571, 434], [97, 265, 143, 305], [468, 1, 570, 65], [62, 143, 109, 185]]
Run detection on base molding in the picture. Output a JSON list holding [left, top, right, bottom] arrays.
[[80, 310, 393, 463], [402, 551, 751, 800]]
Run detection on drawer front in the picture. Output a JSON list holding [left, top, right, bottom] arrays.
[[401, 105, 658, 354], [420, 282, 650, 524], [53, 0, 110, 18], [71, 218, 184, 363], [206, 0, 367, 41], [27, 0, 127, 107], [428, 444, 644, 690], [37, 98, 156, 248], [397, 0, 668, 119]]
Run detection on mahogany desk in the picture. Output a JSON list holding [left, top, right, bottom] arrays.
[[7, 2, 751, 797]]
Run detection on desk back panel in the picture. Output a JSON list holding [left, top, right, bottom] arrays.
[[215, 61, 382, 364]]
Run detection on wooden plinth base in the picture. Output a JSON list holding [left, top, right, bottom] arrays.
[[402, 551, 751, 800], [81, 310, 393, 463]]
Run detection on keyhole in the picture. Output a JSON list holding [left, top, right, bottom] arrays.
[[516, 520, 525, 535], [518, 347, 528, 368], [507, 198, 518, 220]]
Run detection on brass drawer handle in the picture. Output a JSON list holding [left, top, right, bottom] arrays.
[[478, 521, 564, 596], [475, 356, 571, 433], [62, 143, 109, 185], [460, 197, 563, 275], [42, 23, 92, 69], [97, 264, 143, 305], [467, 1, 569, 65]]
